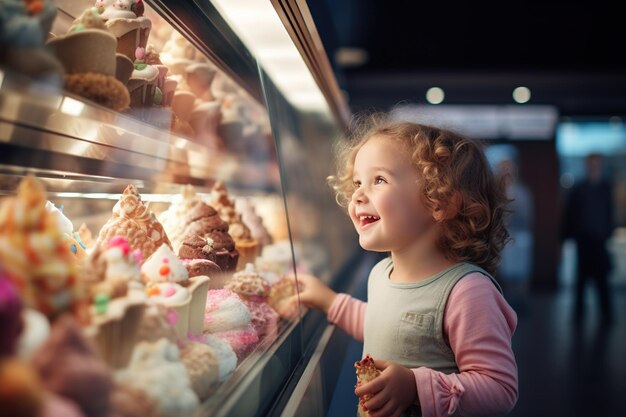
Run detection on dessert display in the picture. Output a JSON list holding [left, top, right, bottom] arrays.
[[99, 0, 152, 62], [355, 354, 382, 417], [96, 184, 171, 261], [212, 182, 259, 270], [226, 263, 278, 339]]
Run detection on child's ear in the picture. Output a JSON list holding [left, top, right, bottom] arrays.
[[432, 192, 462, 222]]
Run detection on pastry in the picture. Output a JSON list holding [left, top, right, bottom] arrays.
[[179, 341, 219, 400], [80, 236, 146, 369], [96, 184, 171, 260], [235, 197, 273, 247], [0, 0, 65, 82], [46, 7, 131, 111], [158, 184, 202, 253], [211, 182, 259, 270], [179, 201, 239, 273], [355, 354, 381, 417], [32, 315, 114, 417], [141, 243, 210, 338], [0, 176, 86, 322], [202, 334, 237, 382], [268, 276, 299, 319], [45, 201, 88, 261], [203, 288, 258, 360], [99, 0, 152, 62], [115, 338, 199, 417], [226, 263, 278, 339], [135, 304, 178, 344], [178, 234, 222, 278], [144, 44, 177, 106]]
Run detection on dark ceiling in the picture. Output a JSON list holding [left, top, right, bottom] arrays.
[[309, 0, 626, 116]]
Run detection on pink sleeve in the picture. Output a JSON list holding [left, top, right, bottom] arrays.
[[327, 293, 367, 342], [413, 274, 518, 417]]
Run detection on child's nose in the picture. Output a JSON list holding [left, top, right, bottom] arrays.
[[352, 187, 368, 204]]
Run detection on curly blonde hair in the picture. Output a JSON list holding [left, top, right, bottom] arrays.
[[328, 113, 510, 275]]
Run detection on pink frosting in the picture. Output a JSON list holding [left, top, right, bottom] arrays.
[[243, 301, 278, 339], [212, 325, 258, 360]]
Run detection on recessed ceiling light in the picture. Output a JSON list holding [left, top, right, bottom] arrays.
[[335, 47, 369, 68], [513, 86, 531, 104], [426, 87, 444, 104]]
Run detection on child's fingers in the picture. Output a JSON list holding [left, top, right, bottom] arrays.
[[369, 401, 400, 417], [355, 377, 384, 397], [373, 359, 391, 371], [363, 389, 390, 411]]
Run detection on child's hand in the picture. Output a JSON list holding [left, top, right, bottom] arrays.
[[284, 273, 338, 314], [355, 359, 418, 417]]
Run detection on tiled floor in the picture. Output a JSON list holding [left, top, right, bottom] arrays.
[[328, 284, 626, 417]]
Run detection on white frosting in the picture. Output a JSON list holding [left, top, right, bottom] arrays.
[[100, 0, 136, 20], [141, 244, 189, 284], [204, 289, 250, 333], [17, 309, 51, 360], [116, 339, 199, 417], [131, 64, 159, 82], [104, 245, 141, 283], [203, 334, 237, 381], [149, 283, 189, 306], [45, 201, 74, 235]]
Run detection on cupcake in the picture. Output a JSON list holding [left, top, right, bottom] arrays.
[[179, 201, 239, 274], [158, 184, 202, 253], [45, 201, 88, 261], [32, 315, 114, 417], [145, 44, 177, 106], [0, 0, 65, 82], [211, 182, 259, 270], [178, 235, 222, 279], [80, 236, 146, 369], [235, 197, 273, 247], [203, 288, 258, 360], [226, 263, 278, 339], [179, 341, 220, 401], [96, 184, 171, 260], [202, 334, 237, 382], [100, 0, 152, 62], [141, 244, 210, 338], [0, 176, 86, 322], [115, 339, 199, 417], [127, 46, 159, 107], [46, 6, 131, 111], [268, 277, 299, 319]]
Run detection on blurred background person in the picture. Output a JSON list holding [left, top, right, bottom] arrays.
[[561, 153, 615, 326], [492, 147, 534, 314]]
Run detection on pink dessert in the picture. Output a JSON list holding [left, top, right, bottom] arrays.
[[243, 300, 278, 340], [212, 325, 259, 360]]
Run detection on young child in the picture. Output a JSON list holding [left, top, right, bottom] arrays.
[[293, 115, 518, 417]]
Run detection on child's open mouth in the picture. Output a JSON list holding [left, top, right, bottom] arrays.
[[359, 215, 380, 229]]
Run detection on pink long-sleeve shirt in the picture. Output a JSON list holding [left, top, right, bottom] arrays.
[[328, 273, 518, 417]]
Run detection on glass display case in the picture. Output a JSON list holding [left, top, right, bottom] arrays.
[[0, 1, 354, 416]]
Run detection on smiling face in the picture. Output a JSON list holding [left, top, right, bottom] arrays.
[[347, 135, 437, 252]]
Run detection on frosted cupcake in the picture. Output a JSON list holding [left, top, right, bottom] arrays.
[[100, 0, 152, 62], [0, 176, 85, 322], [80, 236, 146, 369], [226, 263, 278, 339], [158, 184, 202, 252], [141, 243, 210, 338], [211, 182, 260, 270], [235, 197, 273, 247], [127, 46, 159, 107], [115, 338, 199, 417], [96, 184, 171, 260], [179, 341, 220, 401]]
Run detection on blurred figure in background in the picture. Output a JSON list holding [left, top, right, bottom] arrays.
[[562, 153, 614, 326], [495, 154, 534, 314]]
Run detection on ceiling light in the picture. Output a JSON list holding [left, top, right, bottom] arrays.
[[426, 87, 444, 105], [334, 47, 369, 68], [513, 86, 531, 104]]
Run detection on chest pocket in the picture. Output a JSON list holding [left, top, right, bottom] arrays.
[[396, 311, 435, 358]]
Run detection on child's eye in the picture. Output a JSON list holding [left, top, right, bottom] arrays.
[[352, 180, 361, 189], [374, 176, 387, 185]]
